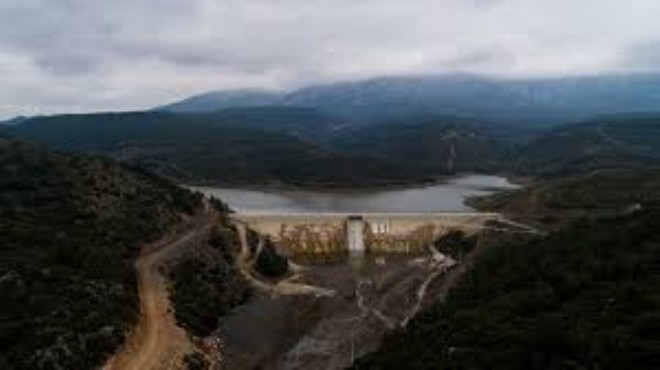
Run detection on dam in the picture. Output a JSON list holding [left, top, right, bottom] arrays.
[[232, 212, 504, 257], [198, 175, 522, 258]]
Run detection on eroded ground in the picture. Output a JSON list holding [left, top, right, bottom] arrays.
[[220, 253, 456, 370]]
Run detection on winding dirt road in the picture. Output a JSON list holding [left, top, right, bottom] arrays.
[[104, 212, 215, 370]]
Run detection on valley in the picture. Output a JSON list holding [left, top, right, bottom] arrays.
[[216, 212, 531, 369], [2, 76, 660, 370], [3, 105, 658, 188], [219, 254, 457, 369], [105, 209, 217, 370], [5, 0, 660, 368], [190, 174, 518, 213]]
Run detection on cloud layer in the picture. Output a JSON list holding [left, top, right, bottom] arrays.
[[1, 0, 659, 117]]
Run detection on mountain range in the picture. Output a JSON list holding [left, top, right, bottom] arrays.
[[3, 73, 660, 186], [3, 109, 659, 185], [0, 110, 436, 186], [4, 73, 660, 369], [159, 73, 660, 126]]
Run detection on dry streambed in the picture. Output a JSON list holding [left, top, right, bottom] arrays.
[[219, 253, 457, 369]]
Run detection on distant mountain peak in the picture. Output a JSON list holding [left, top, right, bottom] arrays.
[[156, 73, 660, 127], [158, 89, 282, 113]]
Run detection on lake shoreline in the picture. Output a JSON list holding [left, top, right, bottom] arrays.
[[188, 174, 520, 214], [185, 172, 525, 194]]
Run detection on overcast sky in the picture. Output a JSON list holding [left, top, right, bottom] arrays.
[[1, 0, 660, 118]]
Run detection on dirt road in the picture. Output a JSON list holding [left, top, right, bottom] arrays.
[[104, 212, 215, 370], [234, 222, 335, 298]]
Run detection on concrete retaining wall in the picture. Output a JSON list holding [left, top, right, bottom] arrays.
[[234, 212, 500, 257]]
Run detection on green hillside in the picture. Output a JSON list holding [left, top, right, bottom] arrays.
[[0, 138, 201, 369], [357, 208, 660, 369], [517, 116, 660, 176], [470, 168, 660, 220], [196, 106, 345, 143], [331, 117, 527, 174], [4, 111, 660, 187], [331, 114, 660, 178], [2, 112, 436, 186]]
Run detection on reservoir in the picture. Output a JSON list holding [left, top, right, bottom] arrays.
[[190, 174, 517, 213]]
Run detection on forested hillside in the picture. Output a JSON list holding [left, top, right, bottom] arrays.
[[331, 117, 527, 174], [168, 221, 250, 339], [470, 168, 660, 219], [2, 112, 437, 187], [516, 115, 660, 177], [3, 110, 660, 187], [357, 209, 660, 369], [0, 138, 201, 369]]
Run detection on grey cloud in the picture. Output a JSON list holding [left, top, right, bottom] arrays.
[[34, 51, 106, 76], [624, 41, 660, 71], [1, 0, 660, 117], [439, 49, 516, 71]]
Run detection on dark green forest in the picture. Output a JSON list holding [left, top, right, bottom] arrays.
[[516, 116, 660, 177], [4, 111, 659, 186], [331, 118, 526, 174], [168, 224, 250, 338], [0, 138, 201, 369], [431, 230, 478, 261], [356, 209, 660, 369], [1, 112, 439, 187], [168, 221, 289, 341], [469, 168, 660, 221], [254, 238, 290, 278]]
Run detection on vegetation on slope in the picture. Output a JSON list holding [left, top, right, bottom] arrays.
[[431, 230, 478, 261], [167, 206, 287, 338], [0, 138, 201, 369], [168, 223, 250, 338], [470, 168, 660, 219], [333, 114, 660, 178], [331, 117, 527, 174], [2, 112, 437, 187], [516, 115, 660, 177], [4, 111, 660, 187], [190, 106, 346, 143], [254, 239, 289, 278], [357, 209, 660, 369]]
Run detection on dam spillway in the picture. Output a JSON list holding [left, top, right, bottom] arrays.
[[346, 215, 365, 256], [232, 212, 502, 258]]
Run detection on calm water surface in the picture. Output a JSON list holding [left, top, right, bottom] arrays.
[[190, 175, 518, 213]]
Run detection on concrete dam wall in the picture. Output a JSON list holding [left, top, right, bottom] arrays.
[[233, 212, 501, 258]]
